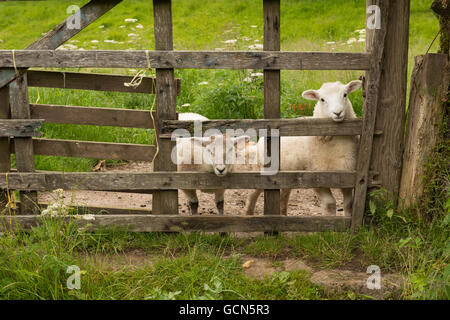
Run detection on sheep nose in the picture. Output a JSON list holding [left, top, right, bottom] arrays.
[[217, 167, 225, 173], [334, 111, 342, 117]]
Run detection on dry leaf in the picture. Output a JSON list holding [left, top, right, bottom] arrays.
[[92, 160, 106, 172], [242, 259, 255, 269]]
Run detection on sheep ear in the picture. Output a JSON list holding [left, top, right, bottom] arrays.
[[302, 90, 320, 101], [232, 135, 250, 149], [345, 80, 362, 94]]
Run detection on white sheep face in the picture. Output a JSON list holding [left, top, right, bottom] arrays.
[[193, 135, 249, 177], [302, 80, 361, 122]]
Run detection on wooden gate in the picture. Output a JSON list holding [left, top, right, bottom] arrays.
[[0, 0, 410, 233]]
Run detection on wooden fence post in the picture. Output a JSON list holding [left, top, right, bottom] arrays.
[[0, 85, 10, 208], [399, 54, 450, 206], [263, 0, 281, 219], [9, 74, 39, 214], [152, 0, 178, 215], [351, 0, 390, 230], [368, 0, 410, 199]]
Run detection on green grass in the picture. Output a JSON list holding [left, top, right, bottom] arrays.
[[0, 0, 440, 172]]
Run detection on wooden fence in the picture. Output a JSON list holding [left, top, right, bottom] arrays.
[[0, 0, 410, 232]]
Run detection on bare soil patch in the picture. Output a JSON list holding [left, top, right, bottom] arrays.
[[39, 161, 346, 217]]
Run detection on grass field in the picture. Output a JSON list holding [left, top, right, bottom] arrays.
[[0, 0, 448, 300]]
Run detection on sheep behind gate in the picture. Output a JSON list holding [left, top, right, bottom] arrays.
[[245, 80, 362, 217]]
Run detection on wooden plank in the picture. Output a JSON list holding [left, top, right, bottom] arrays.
[[27, 70, 181, 95], [399, 54, 449, 206], [0, 86, 10, 207], [369, 0, 410, 198], [351, 0, 390, 231], [0, 50, 372, 70], [12, 201, 152, 215], [2, 215, 352, 233], [161, 118, 363, 138], [0, 0, 123, 88], [152, 0, 178, 215], [10, 138, 156, 161], [0, 119, 43, 137], [8, 74, 39, 214], [30, 104, 161, 129], [263, 0, 281, 218], [0, 171, 359, 191]]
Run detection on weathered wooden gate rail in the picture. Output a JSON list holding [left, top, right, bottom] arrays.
[[161, 118, 364, 137], [0, 50, 372, 70], [27, 70, 181, 94], [0, 119, 43, 137], [0, 171, 373, 191], [0, 0, 410, 233], [0, 215, 351, 233], [9, 138, 156, 161]]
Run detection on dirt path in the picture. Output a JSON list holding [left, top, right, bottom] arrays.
[[39, 161, 346, 217], [79, 249, 404, 299]]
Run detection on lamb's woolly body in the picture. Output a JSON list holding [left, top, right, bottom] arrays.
[[246, 80, 361, 216], [178, 112, 209, 121], [176, 112, 253, 215]]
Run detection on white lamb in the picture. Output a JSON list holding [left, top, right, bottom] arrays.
[[245, 80, 361, 217], [176, 112, 249, 215]]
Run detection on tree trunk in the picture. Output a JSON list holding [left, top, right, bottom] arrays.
[[399, 53, 450, 207], [431, 0, 450, 54]]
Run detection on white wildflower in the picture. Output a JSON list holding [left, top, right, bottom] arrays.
[[242, 37, 251, 41], [251, 72, 263, 77], [136, 24, 144, 29], [347, 38, 357, 44], [223, 39, 237, 44], [181, 103, 190, 107], [243, 77, 252, 83], [250, 25, 257, 28], [125, 18, 138, 22], [91, 40, 99, 43], [128, 33, 139, 37], [119, 25, 126, 29], [358, 38, 365, 42], [98, 25, 105, 29], [326, 41, 336, 45], [198, 81, 209, 85], [248, 44, 263, 50]]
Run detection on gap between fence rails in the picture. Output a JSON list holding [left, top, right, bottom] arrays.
[[123, 50, 159, 165]]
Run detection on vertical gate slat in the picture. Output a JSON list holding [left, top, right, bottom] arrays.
[[263, 0, 281, 217], [0, 85, 11, 207], [152, 0, 178, 215], [9, 74, 39, 214], [351, 0, 390, 230]]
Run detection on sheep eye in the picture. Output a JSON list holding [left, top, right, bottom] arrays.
[[344, 93, 347, 98], [320, 98, 325, 102]]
